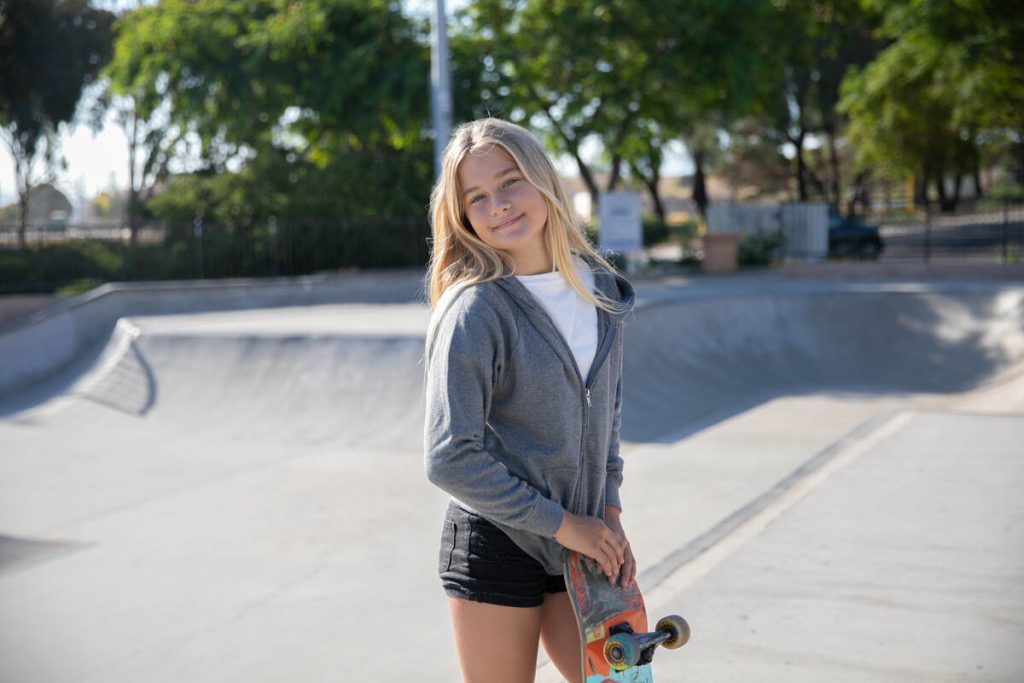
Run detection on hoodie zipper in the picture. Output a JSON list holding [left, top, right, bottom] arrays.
[[568, 311, 618, 513], [494, 272, 625, 514]]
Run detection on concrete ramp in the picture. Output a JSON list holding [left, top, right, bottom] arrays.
[[2, 276, 1023, 683], [78, 329, 427, 452], [622, 286, 1024, 441], [15, 304, 431, 452], [10, 283, 1023, 448]]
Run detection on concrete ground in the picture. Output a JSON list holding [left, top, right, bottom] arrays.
[[1, 263, 1022, 682]]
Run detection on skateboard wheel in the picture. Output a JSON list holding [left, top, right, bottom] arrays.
[[656, 615, 690, 649], [604, 633, 641, 671]]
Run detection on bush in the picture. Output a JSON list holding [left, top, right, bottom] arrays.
[[642, 218, 670, 246], [0, 241, 126, 293], [0, 217, 431, 293], [737, 229, 785, 266]]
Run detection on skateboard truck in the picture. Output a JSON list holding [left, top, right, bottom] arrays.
[[603, 615, 690, 671], [563, 549, 690, 680]]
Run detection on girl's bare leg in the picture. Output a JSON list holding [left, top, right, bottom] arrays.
[[448, 597, 544, 683], [539, 591, 584, 683]]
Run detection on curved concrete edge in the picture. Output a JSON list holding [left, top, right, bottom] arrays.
[[2, 272, 1020, 401], [0, 271, 426, 397]]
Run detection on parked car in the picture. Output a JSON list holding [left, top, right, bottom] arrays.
[[828, 211, 884, 259]]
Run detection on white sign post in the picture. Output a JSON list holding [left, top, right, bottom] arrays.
[[598, 192, 642, 270]]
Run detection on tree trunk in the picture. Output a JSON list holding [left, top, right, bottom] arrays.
[[128, 107, 140, 248], [826, 125, 841, 210], [793, 130, 808, 202], [847, 171, 869, 216], [1015, 129, 1024, 185], [574, 153, 600, 219], [542, 106, 600, 215], [12, 148, 29, 249], [914, 169, 928, 208], [692, 150, 708, 220], [607, 153, 623, 192], [17, 186, 28, 250], [634, 162, 665, 225]]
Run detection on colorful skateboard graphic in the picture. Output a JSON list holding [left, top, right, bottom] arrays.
[[562, 550, 689, 682]]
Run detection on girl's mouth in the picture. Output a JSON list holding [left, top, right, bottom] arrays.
[[494, 214, 522, 230]]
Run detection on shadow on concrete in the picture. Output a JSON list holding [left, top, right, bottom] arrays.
[[620, 289, 1024, 442]]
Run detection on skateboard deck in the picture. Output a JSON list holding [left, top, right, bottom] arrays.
[[562, 550, 689, 683]]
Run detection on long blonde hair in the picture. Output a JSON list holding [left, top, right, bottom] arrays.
[[426, 118, 621, 312]]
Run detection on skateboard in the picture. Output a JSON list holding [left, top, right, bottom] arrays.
[[562, 549, 689, 682]]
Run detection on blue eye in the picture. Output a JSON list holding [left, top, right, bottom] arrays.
[[470, 194, 484, 204], [504, 178, 519, 187]]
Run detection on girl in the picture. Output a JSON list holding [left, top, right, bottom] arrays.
[[423, 118, 636, 683]]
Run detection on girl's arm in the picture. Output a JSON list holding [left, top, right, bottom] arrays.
[[424, 292, 565, 538]]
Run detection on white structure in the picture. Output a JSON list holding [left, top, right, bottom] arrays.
[[707, 201, 828, 261], [598, 191, 643, 254]]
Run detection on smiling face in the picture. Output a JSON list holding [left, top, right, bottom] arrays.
[[457, 145, 551, 274]]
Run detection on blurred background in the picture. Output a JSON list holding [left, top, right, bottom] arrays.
[[1, 0, 1022, 298]]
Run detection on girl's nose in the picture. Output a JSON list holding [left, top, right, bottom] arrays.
[[490, 197, 511, 215]]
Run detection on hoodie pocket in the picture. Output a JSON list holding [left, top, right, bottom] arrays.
[[542, 467, 581, 510]]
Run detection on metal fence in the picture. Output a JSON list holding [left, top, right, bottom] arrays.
[[875, 201, 1024, 262], [0, 217, 432, 293]]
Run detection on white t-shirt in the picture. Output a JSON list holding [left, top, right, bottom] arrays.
[[515, 255, 599, 381]]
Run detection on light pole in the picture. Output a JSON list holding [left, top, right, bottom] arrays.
[[430, 0, 452, 178]]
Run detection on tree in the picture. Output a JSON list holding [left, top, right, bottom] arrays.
[[0, 0, 115, 246], [840, 0, 1024, 211], [91, 1, 179, 247], [636, 0, 780, 220], [105, 0, 430, 172], [750, 0, 882, 208], [454, 0, 775, 221], [453, 0, 648, 211]]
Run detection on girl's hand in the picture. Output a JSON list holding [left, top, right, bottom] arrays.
[[554, 511, 627, 581], [603, 506, 636, 588]]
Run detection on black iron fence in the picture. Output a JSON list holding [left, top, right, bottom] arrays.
[[874, 200, 1024, 262], [0, 217, 432, 293]]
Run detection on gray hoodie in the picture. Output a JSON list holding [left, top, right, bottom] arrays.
[[423, 259, 636, 575]]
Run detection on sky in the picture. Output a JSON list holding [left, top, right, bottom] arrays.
[[0, 0, 693, 213]]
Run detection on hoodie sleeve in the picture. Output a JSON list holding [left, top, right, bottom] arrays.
[[424, 289, 565, 537], [604, 338, 625, 512]]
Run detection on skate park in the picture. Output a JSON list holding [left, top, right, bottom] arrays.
[[1, 264, 1023, 682]]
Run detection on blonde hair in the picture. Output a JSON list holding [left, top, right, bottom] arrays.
[[426, 118, 622, 312]]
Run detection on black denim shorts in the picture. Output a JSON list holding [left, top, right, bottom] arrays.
[[438, 501, 566, 608]]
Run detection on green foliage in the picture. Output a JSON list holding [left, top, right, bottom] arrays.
[[0, 0, 116, 236], [670, 219, 701, 242], [146, 145, 432, 226], [0, 217, 430, 293], [55, 278, 105, 297], [744, 0, 883, 203], [106, 0, 429, 164], [642, 217, 670, 247], [453, 0, 776, 206], [839, 0, 1024, 194], [103, 0, 434, 233], [737, 229, 784, 266], [0, 1, 116, 154], [0, 240, 125, 292]]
